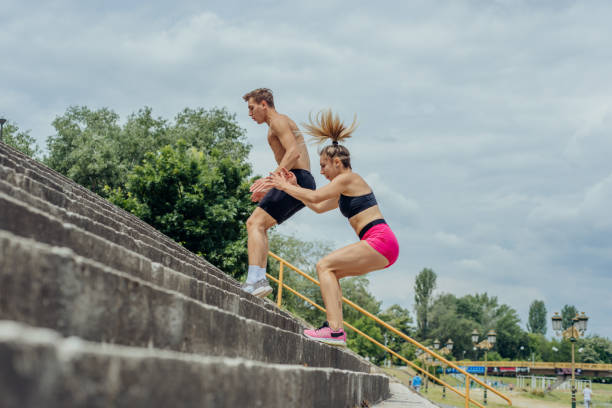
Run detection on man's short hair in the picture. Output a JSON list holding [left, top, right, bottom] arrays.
[[243, 88, 274, 108]]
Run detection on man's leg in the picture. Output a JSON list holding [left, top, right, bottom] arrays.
[[243, 207, 276, 297], [247, 207, 276, 268]]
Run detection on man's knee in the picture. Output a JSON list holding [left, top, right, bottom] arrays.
[[246, 214, 260, 232], [247, 210, 274, 233]]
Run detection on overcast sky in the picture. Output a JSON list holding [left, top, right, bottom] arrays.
[[2, 0, 611, 339]]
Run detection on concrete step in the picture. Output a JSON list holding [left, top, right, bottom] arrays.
[[0, 230, 370, 373], [0, 320, 390, 408], [0, 188, 301, 334], [0, 147, 239, 286], [0, 143, 300, 331]]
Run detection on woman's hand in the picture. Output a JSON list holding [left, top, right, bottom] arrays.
[[250, 177, 273, 202], [269, 168, 296, 191], [249, 169, 297, 202]]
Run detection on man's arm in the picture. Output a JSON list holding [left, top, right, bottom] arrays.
[[270, 119, 301, 172]]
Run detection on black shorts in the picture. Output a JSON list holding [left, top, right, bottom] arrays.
[[258, 169, 316, 224]]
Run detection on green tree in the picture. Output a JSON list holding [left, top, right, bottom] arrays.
[[1, 120, 40, 158], [578, 336, 612, 364], [428, 293, 474, 360], [414, 268, 437, 339], [561, 304, 578, 330], [106, 140, 254, 277], [46, 105, 248, 196], [380, 304, 415, 365], [527, 300, 547, 335], [46, 106, 122, 194], [429, 292, 523, 360]]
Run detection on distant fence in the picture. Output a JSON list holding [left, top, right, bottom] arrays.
[[446, 366, 531, 375]]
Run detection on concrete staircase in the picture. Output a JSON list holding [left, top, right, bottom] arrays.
[[0, 142, 390, 407]]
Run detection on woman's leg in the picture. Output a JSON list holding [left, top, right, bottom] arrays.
[[316, 241, 388, 330]]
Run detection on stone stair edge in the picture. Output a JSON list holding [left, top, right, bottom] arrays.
[[0, 191, 299, 332], [1, 229, 371, 372], [0, 158, 230, 284], [0, 145, 298, 323], [0, 174, 226, 286], [0, 228, 303, 338], [0, 319, 382, 377], [0, 162, 297, 324], [0, 320, 390, 408], [0, 144, 172, 243]]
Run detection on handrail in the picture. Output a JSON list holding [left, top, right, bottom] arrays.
[[267, 274, 487, 408], [268, 251, 513, 407]]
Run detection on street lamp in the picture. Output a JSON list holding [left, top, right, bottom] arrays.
[[472, 329, 480, 344], [552, 311, 588, 408], [424, 347, 433, 393], [0, 119, 7, 143], [440, 339, 453, 399], [472, 328, 497, 405]]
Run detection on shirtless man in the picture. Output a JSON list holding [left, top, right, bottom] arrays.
[[241, 88, 315, 297]]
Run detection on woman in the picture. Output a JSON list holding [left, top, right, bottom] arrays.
[[269, 110, 399, 346]]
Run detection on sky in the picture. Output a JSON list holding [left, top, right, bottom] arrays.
[[2, 0, 611, 339]]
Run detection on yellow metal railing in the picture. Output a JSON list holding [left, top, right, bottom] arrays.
[[267, 251, 512, 408]]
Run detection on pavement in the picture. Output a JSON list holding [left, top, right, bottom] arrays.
[[373, 382, 441, 407]]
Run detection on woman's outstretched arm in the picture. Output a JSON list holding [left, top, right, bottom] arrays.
[[269, 168, 348, 206]]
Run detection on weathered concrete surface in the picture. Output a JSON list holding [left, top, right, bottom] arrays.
[[0, 230, 370, 373], [0, 321, 390, 408], [0, 190, 301, 334], [0, 144, 299, 326], [372, 382, 441, 407]]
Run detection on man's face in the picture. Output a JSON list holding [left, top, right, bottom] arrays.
[[247, 98, 267, 124]]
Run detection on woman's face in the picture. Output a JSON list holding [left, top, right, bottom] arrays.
[[319, 155, 341, 180]]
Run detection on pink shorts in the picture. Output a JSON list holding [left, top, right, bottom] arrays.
[[361, 222, 399, 268]]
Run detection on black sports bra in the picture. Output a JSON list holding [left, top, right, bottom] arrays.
[[339, 192, 378, 218]]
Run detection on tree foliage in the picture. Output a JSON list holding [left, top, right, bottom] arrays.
[[46, 106, 249, 195], [46, 105, 254, 277], [561, 304, 579, 330], [414, 268, 437, 339], [527, 300, 547, 335], [106, 140, 253, 277], [427, 292, 523, 360], [1, 120, 40, 158]]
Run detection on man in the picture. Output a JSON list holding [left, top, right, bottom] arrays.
[[583, 384, 592, 408], [241, 88, 315, 297]]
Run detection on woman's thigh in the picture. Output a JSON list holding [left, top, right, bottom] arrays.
[[319, 241, 389, 279]]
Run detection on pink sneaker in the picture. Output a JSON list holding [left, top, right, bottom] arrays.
[[304, 321, 347, 346]]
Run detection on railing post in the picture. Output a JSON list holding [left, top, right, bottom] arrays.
[[276, 262, 284, 307], [484, 351, 488, 405], [465, 374, 470, 408]]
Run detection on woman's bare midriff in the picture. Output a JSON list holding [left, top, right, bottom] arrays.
[[348, 205, 385, 236]]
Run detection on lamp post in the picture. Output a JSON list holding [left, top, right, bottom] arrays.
[[434, 338, 453, 399], [552, 311, 589, 408], [0, 119, 7, 143], [472, 328, 497, 406], [425, 348, 433, 393]]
